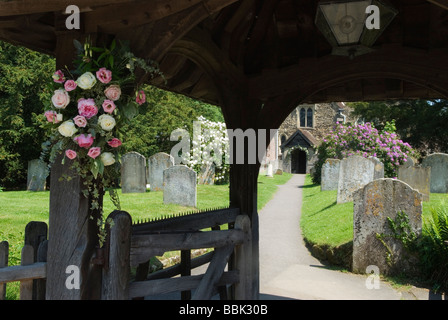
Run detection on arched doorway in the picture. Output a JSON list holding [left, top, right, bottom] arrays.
[[291, 149, 307, 174]]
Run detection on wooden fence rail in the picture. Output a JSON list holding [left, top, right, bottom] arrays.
[[0, 221, 48, 300], [1, 209, 250, 300]]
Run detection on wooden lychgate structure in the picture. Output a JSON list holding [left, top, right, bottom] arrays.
[[1, 0, 448, 299]]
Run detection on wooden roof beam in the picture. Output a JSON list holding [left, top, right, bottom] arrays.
[[0, 0, 135, 17], [83, 0, 207, 33], [427, 0, 448, 10]]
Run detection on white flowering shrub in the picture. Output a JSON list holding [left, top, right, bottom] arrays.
[[185, 116, 230, 184]]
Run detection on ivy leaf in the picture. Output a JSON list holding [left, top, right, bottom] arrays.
[[91, 161, 99, 179]]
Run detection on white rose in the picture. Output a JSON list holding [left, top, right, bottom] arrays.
[[58, 120, 77, 137], [51, 89, 70, 109], [76, 72, 97, 90], [98, 114, 116, 131], [100, 152, 115, 166]]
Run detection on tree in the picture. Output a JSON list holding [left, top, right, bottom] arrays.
[[0, 41, 55, 189], [121, 85, 224, 158], [347, 100, 448, 156]]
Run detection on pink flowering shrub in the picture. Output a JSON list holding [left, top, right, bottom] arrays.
[[312, 122, 418, 184]]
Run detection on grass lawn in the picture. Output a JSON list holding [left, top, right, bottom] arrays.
[[301, 174, 448, 248], [0, 172, 292, 299]]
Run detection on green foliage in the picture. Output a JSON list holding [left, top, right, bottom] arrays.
[[348, 100, 448, 156], [312, 122, 418, 184], [419, 202, 448, 290], [376, 211, 418, 267], [121, 85, 224, 158], [0, 41, 55, 189]]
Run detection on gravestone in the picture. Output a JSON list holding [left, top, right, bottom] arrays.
[[147, 152, 174, 191], [321, 159, 340, 191], [401, 157, 415, 168], [121, 152, 146, 193], [353, 179, 422, 276], [398, 165, 431, 201], [27, 159, 48, 191], [198, 164, 215, 185], [266, 163, 273, 177], [337, 156, 384, 203], [163, 165, 197, 207], [421, 153, 448, 193]]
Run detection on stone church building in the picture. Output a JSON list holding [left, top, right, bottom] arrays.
[[261, 102, 356, 175]]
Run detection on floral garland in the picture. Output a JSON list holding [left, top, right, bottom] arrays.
[[41, 39, 160, 246]]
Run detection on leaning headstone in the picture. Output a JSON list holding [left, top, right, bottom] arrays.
[[321, 159, 340, 191], [421, 153, 448, 193], [121, 152, 146, 193], [163, 165, 197, 207], [147, 152, 174, 191], [353, 179, 422, 276], [198, 164, 215, 185], [27, 159, 48, 191], [337, 156, 384, 203], [398, 165, 431, 201]]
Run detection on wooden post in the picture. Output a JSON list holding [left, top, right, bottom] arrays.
[[20, 245, 34, 300], [24, 221, 47, 300], [101, 211, 132, 300], [180, 250, 191, 300], [233, 215, 252, 300], [46, 154, 102, 299], [36, 240, 48, 300], [0, 241, 8, 300]]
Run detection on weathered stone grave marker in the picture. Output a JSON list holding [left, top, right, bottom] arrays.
[[163, 165, 197, 207], [337, 156, 384, 203], [398, 165, 431, 201], [147, 152, 174, 191], [421, 153, 448, 193], [121, 152, 146, 193], [321, 158, 340, 191], [27, 159, 48, 191], [353, 179, 422, 276], [198, 163, 215, 185]]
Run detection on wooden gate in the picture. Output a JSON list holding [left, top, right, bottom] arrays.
[[102, 207, 252, 300]]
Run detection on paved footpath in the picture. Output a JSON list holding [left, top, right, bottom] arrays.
[[258, 174, 435, 300]]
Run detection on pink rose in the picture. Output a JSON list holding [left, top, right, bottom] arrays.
[[65, 149, 77, 160], [51, 89, 70, 109], [74, 133, 94, 149], [107, 138, 122, 148], [104, 85, 121, 101], [64, 80, 77, 92], [44, 110, 61, 123], [96, 68, 112, 84], [87, 147, 101, 159], [52, 70, 65, 83], [73, 115, 87, 127], [78, 98, 98, 119], [102, 100, 116, 114], [135, 90, 146, 105]]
